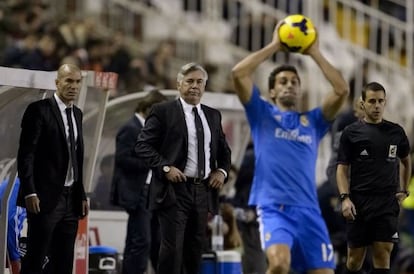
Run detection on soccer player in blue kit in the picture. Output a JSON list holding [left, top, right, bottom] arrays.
[[231, 26, 349, 273], [0, 178, 27, 274]]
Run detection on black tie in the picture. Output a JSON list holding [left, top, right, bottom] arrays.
[[65, 107, 79, 181], [193, 107, 205, 179]]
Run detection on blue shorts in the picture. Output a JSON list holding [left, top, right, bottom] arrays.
[[257, 204, 335, 272]]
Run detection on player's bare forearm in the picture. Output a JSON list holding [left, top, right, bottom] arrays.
[[336, 164, 350, 194], [310, 50, 349, 120], [232, 26, 283, 104], [232, 43, 280, 103]]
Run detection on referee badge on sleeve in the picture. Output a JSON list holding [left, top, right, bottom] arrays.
[[388, 145, 397, 158]]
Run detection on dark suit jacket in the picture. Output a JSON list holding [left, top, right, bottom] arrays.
[[17, 96, 86, 216], [111, 115, 150, 211], [135, 99, 231, 213]]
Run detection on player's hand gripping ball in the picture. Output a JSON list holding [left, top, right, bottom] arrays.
[[278, 14, 316, 53]]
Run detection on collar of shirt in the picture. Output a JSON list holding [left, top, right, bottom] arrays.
[[179, 97, 201, 114], [54, 93, 71, 113], [135, 112, 145, 125]]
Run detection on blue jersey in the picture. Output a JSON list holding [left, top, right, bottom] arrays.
[[0, 178, 26, 261], [245, 86, 330, 209]]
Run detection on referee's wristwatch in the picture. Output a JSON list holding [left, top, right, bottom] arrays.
[[339, 193, 350, 202]]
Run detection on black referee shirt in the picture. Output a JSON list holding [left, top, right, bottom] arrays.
[[337, 119, 410, 193]]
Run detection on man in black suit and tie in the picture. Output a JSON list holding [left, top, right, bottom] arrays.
[[135, 62, 232, 274], [111, 90, 167, 274], [17, 64, 89, 274]]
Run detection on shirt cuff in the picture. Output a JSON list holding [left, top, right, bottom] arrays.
[[24, 193, 37, 199], [217, 168, 227, 178]]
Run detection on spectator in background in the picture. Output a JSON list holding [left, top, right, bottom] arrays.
[[0, 1, 46, 54], [20, 32, 58, 71], [105, 31, 132, 92], [206, 202, 243, 253], [221, 202, 243, 252], [1, 33, 38, 68], [82, 37, 107, 72], [111, 90, 168, 274], [124, 56, 149, 93], [145, 39, 176, 89]]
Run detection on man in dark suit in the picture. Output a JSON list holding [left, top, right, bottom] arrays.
[[135, 62, 232, 274], [111, 90, 168, 274], [17, 64, 89, 274]]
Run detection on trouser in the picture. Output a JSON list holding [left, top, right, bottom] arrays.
[[21, 188, 78, 274], [157, 182, 209, 274]]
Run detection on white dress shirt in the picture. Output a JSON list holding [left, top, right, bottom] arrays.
[[179, 98, 212, 179], [54, 93, 78, 187]]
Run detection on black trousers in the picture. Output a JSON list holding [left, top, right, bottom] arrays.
[[21, 188, 78, 274], [156, 182, 209, 274]]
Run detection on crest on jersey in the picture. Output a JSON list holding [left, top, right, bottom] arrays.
[[274, 115, 282, 122], [388, 145, 397, 158], [265, 232, 271, 241], [300, 115, 309, 126]]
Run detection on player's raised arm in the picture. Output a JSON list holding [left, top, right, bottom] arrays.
[[232, 25, 283, 104], [304, 36, 349, 121]]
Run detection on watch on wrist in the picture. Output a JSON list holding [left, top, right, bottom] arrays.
[[162, 166, 171, 173], [339, 193, 350, 201]]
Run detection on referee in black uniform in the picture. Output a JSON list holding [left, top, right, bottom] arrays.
[[336, 81, 412, 274]]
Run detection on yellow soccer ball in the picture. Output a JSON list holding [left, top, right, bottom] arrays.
[[278, 14, 316, 53]]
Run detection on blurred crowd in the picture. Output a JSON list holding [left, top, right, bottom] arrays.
[[0, 0, 181, 96], [0, 0, 408, 96]]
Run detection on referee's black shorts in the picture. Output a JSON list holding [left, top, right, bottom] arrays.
[[346, 193, 400, 248]]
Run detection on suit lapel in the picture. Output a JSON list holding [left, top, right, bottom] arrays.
[[201, 105, 214, 134], [176, 99, 188, 145], [49, 97, 67, 141], [73, 106, 83, 147]]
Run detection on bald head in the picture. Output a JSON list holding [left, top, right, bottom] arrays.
[[57, 64, 81, 79], [55, 64, 82, 106]]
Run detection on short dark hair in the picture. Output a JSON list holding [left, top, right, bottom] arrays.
[[361, 82, 386, 101], [135, 89, 168, 113], [268, 65, 300, 90]]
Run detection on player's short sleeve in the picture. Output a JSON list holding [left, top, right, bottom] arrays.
[[244, 85, 270, 130], [308, 107, 331, 140]]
